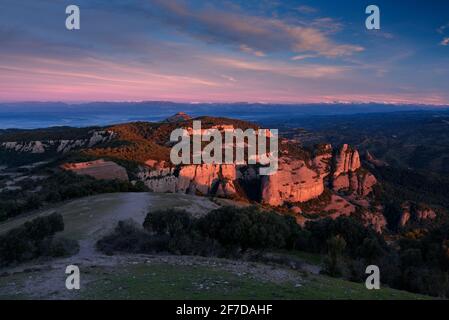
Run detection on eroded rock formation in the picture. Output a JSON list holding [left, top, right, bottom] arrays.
[[261, 158, 324, 206], [361, 209, 387, 233], [0, 130, 114, 154], [137, 162, 239, 197], [333, 144, 361, 177], [136, 142, 377, 210], [399, 202, 437, 228]]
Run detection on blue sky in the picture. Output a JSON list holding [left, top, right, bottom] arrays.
[[0, 0, 448, 104]]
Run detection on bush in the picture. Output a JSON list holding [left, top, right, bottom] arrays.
[[143, 209, 193, 237], [95, 207, 449, 298], [98, 207, 302, 257], [97, 220, 155, 255], [0, 213, 75, 266], [24, 213, 64, 242], [44, 237, 80, 257], [304, 217, 387, 259], [0, 171, 148, 222], [0, 209, 7, 222], [323, 235, 347, 277], [197, 206, 301, 251]]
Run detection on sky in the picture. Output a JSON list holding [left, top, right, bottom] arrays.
[[0, 0, 448, 105]]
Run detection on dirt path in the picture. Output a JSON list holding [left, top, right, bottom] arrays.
[[0, 192, 219, 260], [0, 193, 318, 299]]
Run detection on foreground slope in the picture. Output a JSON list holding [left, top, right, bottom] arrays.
[[0, 194, 431, 300]]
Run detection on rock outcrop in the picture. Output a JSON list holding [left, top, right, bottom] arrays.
[[365, 151, 387, 167], [312, 144, 333, 176], [399, 202, 437, 227], [261, 158, 324, 206], [0, 141, 46, 153], [416, 207, 437, 220], [163, 112, 192, 123], [61, 159, 129, 181], [361, 209, 387, 233], [333, 144, 361, 177], [330, 144, 377, 197], [399, 204, 412, 227], [136, 142, 377, 210], [137, 162, 239, 197], [332, 170, 377, 196], [0, 130, 114, 154]]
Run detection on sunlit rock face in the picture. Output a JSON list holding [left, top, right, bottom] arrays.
[[332, 170, 377, 196], [139, 156, 326, 205], [416, 207, 436, 220], [333, 144, 361, 177], [137, 142, 378, 208], [399, 202, 437, 228], [138, 162, 239, 196], [312, 144, 333, 176], [261, 158, 324, 206], [399, 204, 412, 227], [331, 144, 376, 197]]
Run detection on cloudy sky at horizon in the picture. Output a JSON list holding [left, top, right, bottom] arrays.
[[0, 0, 449, 105]]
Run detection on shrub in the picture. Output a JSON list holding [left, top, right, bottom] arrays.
[[143, 209, 193, 237], [98, 207, 302, 257], [97, 220, 155, 255], [197, 206, 301, 251], [44, 237, 80, 258], [24, 213, 64, 242], [0, 209, 7, 222], [323, 235, 347, 277], [304, 217, 387, 258], [0, 213, 75, 266]]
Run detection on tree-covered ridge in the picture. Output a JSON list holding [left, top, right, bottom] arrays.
[[0, 126, 96, 143]]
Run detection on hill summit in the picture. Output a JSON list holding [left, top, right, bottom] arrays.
[[164, 112, 192, 123]]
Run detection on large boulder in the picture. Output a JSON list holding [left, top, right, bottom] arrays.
[[333, 144, 361, 177], [138, 162, 239, 197], [261, 158, 324, 206]]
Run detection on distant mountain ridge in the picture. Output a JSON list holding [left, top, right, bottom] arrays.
[[1, 101, 447, 129]]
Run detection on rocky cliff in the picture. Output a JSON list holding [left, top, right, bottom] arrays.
[[137, 142, 376, 206], [130, 131, 386, 232], [261, 158, 325, 206], [333, 144, 361, 177], [0, 130, 114, 154], [138, 162, 239, 196]]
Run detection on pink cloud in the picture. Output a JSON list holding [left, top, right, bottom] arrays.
[[149, 0, 364, 57]]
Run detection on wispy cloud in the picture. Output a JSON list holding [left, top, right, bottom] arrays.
[[209, 56, 347, 79], [309, 18, 343, 34], [144, 0, 363, 57], [239, 44, 265, 57], [291, 54, 317, 61], [437, 22, 449, 46], [437, 23, 449, 34], [296, 5, 318, 14], [0, 0, 447, 105]]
